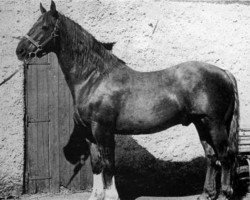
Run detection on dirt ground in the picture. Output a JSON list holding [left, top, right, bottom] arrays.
[[18, 192, 250, 200], [20, 192, 200, 200]]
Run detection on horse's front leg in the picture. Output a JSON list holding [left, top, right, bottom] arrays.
[[89, 142, 105, 200], [102, 139, 119, 200], [89, 122, 119, 200]]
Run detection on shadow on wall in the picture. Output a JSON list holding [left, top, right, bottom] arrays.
[[115, 135, 206, 200]]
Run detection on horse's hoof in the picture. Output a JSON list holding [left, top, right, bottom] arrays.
[[105, 197, 120, 200], [88, 189, 105, 200], [197, 193, 212, 200], [88, 195, 104, 200], [105, 190, 120, 200], [217, 194, 229, 200]]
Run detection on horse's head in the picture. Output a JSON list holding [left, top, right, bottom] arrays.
[[16, 1, 60, 62]]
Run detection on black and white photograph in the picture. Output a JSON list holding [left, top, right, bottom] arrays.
[[1, 0, 250, 199]]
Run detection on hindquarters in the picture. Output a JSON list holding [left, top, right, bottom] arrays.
[[174, 62, 234, 122], [177, 62, 239, 199], [180, 62, 239, 155]]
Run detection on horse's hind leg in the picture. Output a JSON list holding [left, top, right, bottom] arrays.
[[194, 120, 219, 200], [201, 120, 234, 200], [211, 124, 234, 200]]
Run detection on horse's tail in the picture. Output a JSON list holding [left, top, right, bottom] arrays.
[[225, 70, 244, 197], [225, 70, 240, 154]]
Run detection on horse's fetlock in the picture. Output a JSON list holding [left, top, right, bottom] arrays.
[[91, 159, 104, 174], [204, 187, 217, 199]]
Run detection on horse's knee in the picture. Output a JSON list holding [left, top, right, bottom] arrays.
[[101, 148, 114, 172]]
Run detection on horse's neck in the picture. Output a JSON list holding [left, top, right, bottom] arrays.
[[55, 15, 122, 101], [56, 48, 99, 100]]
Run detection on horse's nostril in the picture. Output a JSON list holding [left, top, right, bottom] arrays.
[[17, 48, 25, 55]]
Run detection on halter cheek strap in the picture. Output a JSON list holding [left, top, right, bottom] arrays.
[[24, 19, 59, 59], [24, 34, 41, 49]]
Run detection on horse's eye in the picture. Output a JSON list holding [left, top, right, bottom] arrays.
[[42, 25, 49, 31]]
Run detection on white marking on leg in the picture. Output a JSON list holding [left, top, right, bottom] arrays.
[[89, 173, 105, 200], [105, 176, 119, 200]]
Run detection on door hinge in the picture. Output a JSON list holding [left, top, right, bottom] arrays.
[[28, 119, 50, 123], [27, 116, 50, 125]]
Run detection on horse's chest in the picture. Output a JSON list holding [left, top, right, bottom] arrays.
[[75, 93, 117, 124]]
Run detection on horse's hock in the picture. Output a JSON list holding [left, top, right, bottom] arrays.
[[1, 0, 250, 198]]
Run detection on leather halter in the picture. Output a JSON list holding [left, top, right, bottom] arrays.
[[24, 19, 59, 58]]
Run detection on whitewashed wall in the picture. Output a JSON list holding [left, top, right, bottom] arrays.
[[0, 0, 250, 197]]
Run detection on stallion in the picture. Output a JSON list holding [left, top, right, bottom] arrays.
[[16, 2, 239, 200]]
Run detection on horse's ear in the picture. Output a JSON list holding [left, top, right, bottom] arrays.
[[101, 42, 116, 51], [50, 0, 58, 17], [40, 3, 47, 14]]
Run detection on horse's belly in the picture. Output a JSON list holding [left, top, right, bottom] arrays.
[[116, 96, 181, 135], [116, 121, 179, 135], [116, 115, 180, 135]]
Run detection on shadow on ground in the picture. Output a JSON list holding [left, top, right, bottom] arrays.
[[64, 126, 206, 199], [65, 127, 248, 200], [114, 135, 206, 200]]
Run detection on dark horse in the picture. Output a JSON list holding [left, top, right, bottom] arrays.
[[16, 2, 239, 200]]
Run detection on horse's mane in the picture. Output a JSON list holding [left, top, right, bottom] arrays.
[[58, 13, 125, 78]]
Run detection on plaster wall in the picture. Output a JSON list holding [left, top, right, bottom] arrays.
[[0, 0, 250, 197]]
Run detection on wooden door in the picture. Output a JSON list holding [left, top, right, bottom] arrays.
[[25, 53, 92, 194]]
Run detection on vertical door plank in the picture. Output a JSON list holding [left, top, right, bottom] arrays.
[[27, 123, 38, 194], [43, 68, 50, 193], [24, 66, 29, 193], [80, 157, 93, 191], [58, 64, 72, 189], [68, 95, 81, 191], [48, 53, 60, 193], [36, 65, 50, 192], [26, 65, 38, 193]]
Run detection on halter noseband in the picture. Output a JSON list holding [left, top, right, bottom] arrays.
[[24, 19, 59, 59]]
